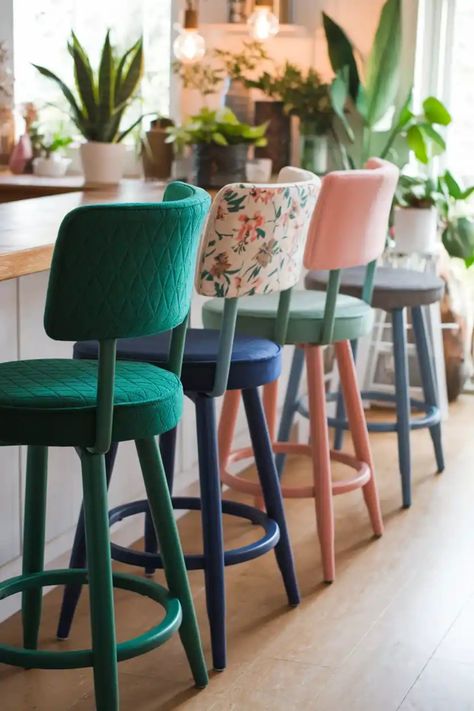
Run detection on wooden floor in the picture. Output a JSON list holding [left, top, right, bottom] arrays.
[[2, 396, 474, 710]]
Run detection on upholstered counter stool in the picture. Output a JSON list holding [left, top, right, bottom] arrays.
[[294, 265, 445, 509], [56, 168, 320, 672], [206, 159, 399, 584], [0, 185, 211, 711]]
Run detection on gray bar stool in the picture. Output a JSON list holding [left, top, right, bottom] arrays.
[[278, 266, 445, 508]]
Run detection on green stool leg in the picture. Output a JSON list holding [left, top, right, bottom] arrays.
[[22, 446, 48, 650], [81, 449, 119, 711], [135, 437, 208, 688]]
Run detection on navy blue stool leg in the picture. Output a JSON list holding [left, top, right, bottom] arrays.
[[242, 387, 300, 606], [411, 306, 445, 473], [392, 308, 412, 508], [143, 427, 178, 576], [194, 393, 226, 671], [56, 443, 119, 639], [276, 346, 305, 476]]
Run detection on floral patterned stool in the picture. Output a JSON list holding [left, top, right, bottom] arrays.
[[204, 159, 400, 584]]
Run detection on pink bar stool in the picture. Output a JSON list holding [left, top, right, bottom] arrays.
[[203, 159, 399, 582]]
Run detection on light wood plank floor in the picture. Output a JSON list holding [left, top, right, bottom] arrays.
[[2, 396, 474, 710]]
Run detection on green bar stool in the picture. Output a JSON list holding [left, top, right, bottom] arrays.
[[0, 182, 211, 710]]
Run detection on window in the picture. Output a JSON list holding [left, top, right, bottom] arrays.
[[13, 0, 172, 133]]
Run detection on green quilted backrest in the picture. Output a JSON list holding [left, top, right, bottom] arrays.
[[44, 182, 211, 341]]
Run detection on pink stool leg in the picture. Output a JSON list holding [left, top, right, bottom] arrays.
[[218, 390, 241, 478], [335, 340, 384, 537], [305, 345, 335, 583]]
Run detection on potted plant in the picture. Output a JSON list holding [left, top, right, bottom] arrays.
[[214, 41, 270, 122], [33, 30, 143, 186], [437, 172, 474, 266], [393, 175, 440, 253], [166, 107, 268, 188], [32, 130, 73, 177], [141, 117, 174, 180]]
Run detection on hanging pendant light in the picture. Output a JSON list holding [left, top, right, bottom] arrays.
[[247, 0, 279, 41], [173, 1, 206, 64]]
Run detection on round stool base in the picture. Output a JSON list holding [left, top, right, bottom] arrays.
[[0, 569, 181, 669]]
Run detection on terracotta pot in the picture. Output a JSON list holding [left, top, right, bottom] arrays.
[[80, 141, 126, 186]]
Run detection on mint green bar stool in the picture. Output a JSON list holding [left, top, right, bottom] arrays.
[[0, 182, 211, 710]]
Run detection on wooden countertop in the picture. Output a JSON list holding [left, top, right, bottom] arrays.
[[0, 180, 166, 281]]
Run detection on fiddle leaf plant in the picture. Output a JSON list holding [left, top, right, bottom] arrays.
[[33, 30, 144, 143]]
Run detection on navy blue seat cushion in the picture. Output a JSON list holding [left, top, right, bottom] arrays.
[[74, 328, 282, 392]]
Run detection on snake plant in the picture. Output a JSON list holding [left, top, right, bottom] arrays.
[[33, 31, 143, 143]]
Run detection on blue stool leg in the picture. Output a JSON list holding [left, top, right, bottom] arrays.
[[276, 346, 305, 476], [411, 306, 445, 473], [392, 308, 412, 508], [243, 387, 300, 606], [56, 443, 118, 640], [143, 427, 178, 576], [194, 393, 226, 671]]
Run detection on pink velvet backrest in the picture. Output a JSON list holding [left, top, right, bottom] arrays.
[[303, 158, 399, 271], [196, 167, 321, 298]]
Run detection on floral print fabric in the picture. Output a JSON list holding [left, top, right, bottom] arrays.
[[196, 180, 320, 298]]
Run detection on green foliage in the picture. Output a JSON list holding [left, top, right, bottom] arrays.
[[166, 108, 268, 148], [247, 62, 333, 133], [40, 131, 73, 157], [323, 0, 451, 167], [395, 174, 440, 209], [213, 41, 270, 82], [33, 31, 144, 143], [173, 61, 224, 96]]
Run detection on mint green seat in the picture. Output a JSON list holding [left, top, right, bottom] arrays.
[[0, 182, 211, 711], [202, 290, 375, 344]]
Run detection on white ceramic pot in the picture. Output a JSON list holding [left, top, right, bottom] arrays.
[[79, 141, 126, 186], [33, 155, 71, 178], [393, 206, 439, 254]]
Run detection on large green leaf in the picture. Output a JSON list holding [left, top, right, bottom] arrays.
[[115, 37, 143, 107], [32, 64, 86, 131], [98, 30, 114, 126], [419, 123, 446, 156], [407, 125, 428, 163], [423, 96, 452, 126], [442, 217, 474, 263], [322, 12, 359, 101], [69, 32, 98, 124], [365, 0, 402, 126], [329, 72, 354, 141]]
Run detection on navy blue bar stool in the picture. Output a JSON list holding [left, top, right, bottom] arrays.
[[57, 168, 321, 671], [278, 265, 445, 509]]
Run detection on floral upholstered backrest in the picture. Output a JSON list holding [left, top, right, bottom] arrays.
[[196, 167, 321, 298]]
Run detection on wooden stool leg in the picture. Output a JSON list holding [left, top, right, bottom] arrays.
[[22, 446, 48, 650], [218, 389, 241, 477], [195, 394, 227, 672], [81, 449, 119, 711], [242, 387, 300, 606], [411, 305, 445, 473], [335, 341, 384, 537], [136, 436, 208, 686], [276, 346, 305, 476], [305, 345, 335, 583], [392, 308, 412, 508], [56, 443, 118, 640]]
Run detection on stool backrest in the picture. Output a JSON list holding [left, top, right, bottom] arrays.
[[196, 167, 320, 299], [44, 182, 211, 453], [303, 158, 398, 344], [45, 182, 210, 341], [196, 167, 320, 396]]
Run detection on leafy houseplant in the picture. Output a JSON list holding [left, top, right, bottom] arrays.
[[437, 173, 474, 267], [166, 107, 268, 188], [32, 129, 73, 177], [323, 0, 451, 169], [34, 30, 143, 185]]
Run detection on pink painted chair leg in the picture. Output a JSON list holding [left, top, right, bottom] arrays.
[[305, 345, 335, 583], [335, 340, 384, 537], [218, 390, 241, 477]]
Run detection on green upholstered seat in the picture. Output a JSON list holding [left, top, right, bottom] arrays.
[[202, 290, 374, 345], [0, 359, 182, 446]]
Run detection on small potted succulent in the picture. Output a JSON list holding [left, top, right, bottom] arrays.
[[33, 30, 143, 186], [32, 130, 72, 177], [166, 107, 268, 188]]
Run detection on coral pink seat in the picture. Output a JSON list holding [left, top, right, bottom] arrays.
[[203, 158, 399, 583]]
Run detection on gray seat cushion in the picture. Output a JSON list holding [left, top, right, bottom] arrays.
[[305, 266, 445, 311]]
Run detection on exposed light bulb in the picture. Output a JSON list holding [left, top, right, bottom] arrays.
[[173, 29, 206, 63], [248, 4, 279, 41]]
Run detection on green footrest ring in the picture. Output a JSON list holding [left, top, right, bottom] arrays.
[[0, 568, 182, 669]]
